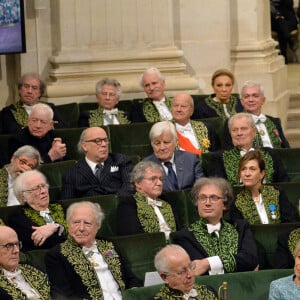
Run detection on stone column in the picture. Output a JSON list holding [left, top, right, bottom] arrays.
[[47, 0, 198, 102]]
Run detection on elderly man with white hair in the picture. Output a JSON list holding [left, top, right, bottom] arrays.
[[8, 102, 67, 163]]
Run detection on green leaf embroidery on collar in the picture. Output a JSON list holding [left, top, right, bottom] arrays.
[[190, 120, 211, 152], [134, 192, 176, 234], [143, 97, 172, 122], [288, 228, 300, 257], [205, 95, 238, 120], [88, 107, 130, 126], [12, 101, 28, 128], [235, 185, 281, 224], [0, 168, 9, 207], [190, 218, 238, 273]]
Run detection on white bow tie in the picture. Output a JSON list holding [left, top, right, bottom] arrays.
[[240, 147, 255, 157], [103, 108, 118, 115], [39, 208, 50, 218], [4, 269, 22, 281], [177, 123, 192, 133], [184, 288, 198, 299], [82, 243, 98, 255], [147, 198, 162, 207], [252, 114, 266, 124], [207, 223, 221, 234]]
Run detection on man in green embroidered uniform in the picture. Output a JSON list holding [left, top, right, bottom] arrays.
[[0, 145, 41, 207], [151, 244, 217, 300], [0, 225, 51, 299], [45, 201, 141, 299]]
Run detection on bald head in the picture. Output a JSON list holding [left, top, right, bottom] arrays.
[[172, 93, 194, 125], [0, 226, 18, 241]]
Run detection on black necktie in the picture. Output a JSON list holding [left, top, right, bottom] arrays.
[[164, 161, 178, 189], [95, 164, 104, 181]]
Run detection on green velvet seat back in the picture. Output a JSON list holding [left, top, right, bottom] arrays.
[[107, 123, 153, 159], [56, 102, 80, 127], [79, 100, 133, 115], [109, 232, 166, 282], [0, 133, 12, 165], [0, 205, 20, 225]]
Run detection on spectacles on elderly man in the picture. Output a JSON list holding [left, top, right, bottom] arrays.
[[84, 138, 110, 146], [0, 241, 22, 251], [164, 262, 196, 277], [198, 194, 224, 203], [22, 183, 49, 194]]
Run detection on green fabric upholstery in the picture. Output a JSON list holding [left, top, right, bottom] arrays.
[[79, 100, 133, 114], [273, 148, 300, 182], [58, 194, 119, 238], [53, 127, 86, 160], [123, 269, 293, 300], [200, 152, 215, 177], [56, 102, 79, 127], [183, 188, 199, 225], [22, 249, 48, 272], [251, 223, 300, 269], [109, 232, 166, 282], [107, 123, 153, 159], [191, 93, 240, 108], [0, 205, 20, 225], [0, 133, 12, 164]]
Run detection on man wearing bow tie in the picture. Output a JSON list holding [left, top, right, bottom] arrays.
[[172, 93, 218, 154], [61, 126, 134, 199], [223, 81, 290, 149], [130, 67, 173, 123], [45, 201, 141, 299], [0, 225, 51, 300], [206, 113, 289, 185], [78, 78, 130, 127], [143, 121, 204, 192], [8, 170, 67, 251], [151, 244, 217, 300]]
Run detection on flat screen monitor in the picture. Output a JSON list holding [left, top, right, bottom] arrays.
[[0, 0, 26, 55]]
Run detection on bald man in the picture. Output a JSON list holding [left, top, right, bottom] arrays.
[[61, 127, 134, 199], [0, 226, 51, 299]]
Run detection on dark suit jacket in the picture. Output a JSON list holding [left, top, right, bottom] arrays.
[[206, 147, 289, 185], [143, 150, 204, 192], [1, 102, 67, 134], [45, 239, 141, 299], [192, 95, 244, 119], [275, 225, 300, 269], [116, 194, 182, 236], [223, 115, 290, 149], [172, 219, 258, 273], [61, 153, 134, 200], [8, 127, 68, 163], [230, 186, 299, 224], [8, 204, 66, 252]]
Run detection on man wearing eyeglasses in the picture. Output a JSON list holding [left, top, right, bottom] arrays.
[[78, 78, 130, 127], [8, 170, 67, 251], [0, 145, 41, 207], [8, 103, 68, 163], [152, 244, 217, 300], [61, 126, 134, 200], [0, 225, 51, 299]]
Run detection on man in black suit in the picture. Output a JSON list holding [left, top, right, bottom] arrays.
[[61, 126, 134, 200], [2, 72, 67, 134], [129, 67, 173, 123], [143, 121, 204, 192], [223, 80, 290, 149]]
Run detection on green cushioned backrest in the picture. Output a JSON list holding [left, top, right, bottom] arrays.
[[106, 123, 153, 159], [56, 102, 80, 127], [0, 134, 12, 165], [53, 127, 86, 160], [22, 249, 48, 273], [250, 223, 299, 269], [109, 232, 166, 282], [183, 188, 199, 225], [0, 205, 20, 225], [123, 269, 293, 300], [273, 148, 300, 182], [117, 99, 133, 113], [160, 190, 190, 228], [200, 152, 214, 177], [58, 194, 119, 238], [78, 102, 98, 113]]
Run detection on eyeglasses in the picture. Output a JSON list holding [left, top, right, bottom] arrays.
[[143, 176, 163, 183], [22, 183, 49, 194], [0, 241, 22, 251], [84, 138, 110, 145], [198, 195, 224, 203], [100, 92, 117, 98], [165, 262, 196, 277]]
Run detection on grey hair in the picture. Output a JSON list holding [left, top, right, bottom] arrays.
[[154, 244, 188, 273], [13, 170, 48, 202], [66, 201, 105, 228], [95, 78, 121, 98], [240, 80, 264, 97], [228, 112, 255, 131], [18, 72, 46, 96], [190, 177, 234, 211], [140, 67, 165, 88], [149, 121, 177, 145], [293, 240, 300, 258], [29, 103, 54, 120], [12, 145, 42, 166], [173, 93, 194, 108], [131, 160, 163, 184]]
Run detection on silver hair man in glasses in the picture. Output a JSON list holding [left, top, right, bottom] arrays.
[[61, 126, 134, 200], [8, 170, 66, 251], [0, 225, 51, 299], [151, 244, 217, 300]]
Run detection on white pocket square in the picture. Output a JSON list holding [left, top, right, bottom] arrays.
[[110, 166, 119, 172]]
